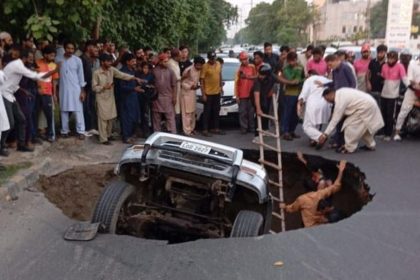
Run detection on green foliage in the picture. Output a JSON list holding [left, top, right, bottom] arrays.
[[0, 0, 237, 51], [370, 0, 388, 39], [236, 0, 314, 46], [0, 162, 32, 184], [25, 15, 59, 42]]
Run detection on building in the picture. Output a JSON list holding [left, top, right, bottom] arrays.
[[314, 0, 380, 42]]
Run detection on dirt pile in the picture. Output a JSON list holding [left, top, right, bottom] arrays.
[[37, 164, 115, 220]]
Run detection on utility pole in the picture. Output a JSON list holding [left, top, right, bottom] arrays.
[[366, 0, 371, 41]]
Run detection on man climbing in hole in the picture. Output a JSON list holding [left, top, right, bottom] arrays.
[[281, 156, 347, 228]]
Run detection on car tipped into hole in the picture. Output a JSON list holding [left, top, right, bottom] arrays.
[[91, 132, 272, 242]]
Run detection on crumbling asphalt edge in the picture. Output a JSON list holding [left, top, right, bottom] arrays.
[[0, 158, 52, 200]]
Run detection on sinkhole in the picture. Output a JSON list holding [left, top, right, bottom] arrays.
[[37, 150, 373, 244]]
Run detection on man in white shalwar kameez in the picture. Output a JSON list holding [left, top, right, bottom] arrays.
[[394, 58, 420, 141], [298, 73, 332, 143], [180, 56, 204, 135], [167, 49, 182, 133], [0, 70, 9, 170], [56, 42, 86, 139], [0, 70, 9, 138], [319, 87, 384, 153]]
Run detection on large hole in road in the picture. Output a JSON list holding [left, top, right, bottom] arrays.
[[37, 150, 372, 243]]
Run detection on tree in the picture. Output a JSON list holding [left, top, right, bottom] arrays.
[[370, 0, 388, 38], [236, 0, 314, 46], [0, 0, 237, 52]]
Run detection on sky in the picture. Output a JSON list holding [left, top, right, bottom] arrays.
[[226, 0, 274, 38]]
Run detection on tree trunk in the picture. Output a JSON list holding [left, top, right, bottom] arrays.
[[92, 16, 102, 40]]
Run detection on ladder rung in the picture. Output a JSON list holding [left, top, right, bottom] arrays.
[[271, 195, 281, 202], [272, 212, 284, 220], [259, 159, 282, 171], [257, 129, 279, 138], [269, 180, 282, 188], [257, 142, 281, 153], [259, 113, 277, 121]]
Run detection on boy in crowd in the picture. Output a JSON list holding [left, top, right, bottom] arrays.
[[380, 51, 409, 141], [278, 52, 304, 141], [367, 44, 387, 105], [136, 61, 154, 138]]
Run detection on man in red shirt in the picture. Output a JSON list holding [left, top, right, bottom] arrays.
[[235, 51, 257, 134], [354, 43, 372, 92], [36, 45, 59, 142], [306, 47, 328, 77]]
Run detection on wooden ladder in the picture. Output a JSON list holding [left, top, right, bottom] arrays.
[[255, 94, 286, 232]]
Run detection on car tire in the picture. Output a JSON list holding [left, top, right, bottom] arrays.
[[230, 210, 264, 238], [91, 180, 135, 234]]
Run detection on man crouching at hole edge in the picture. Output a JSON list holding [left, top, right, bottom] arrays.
[[280, 159, 347, 228]]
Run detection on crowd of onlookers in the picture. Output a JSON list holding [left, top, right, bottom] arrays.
[[0, 32, 212, 163], [1, 30, 420, 171], [236, 42, 420, 152]]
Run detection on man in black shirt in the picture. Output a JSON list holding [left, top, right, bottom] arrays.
[[367, 44, 387, 105], [179, 45, 192, 75], [80, 40, 100, 133], [263, 42, 280, 73], [252, 63, 276, 142]]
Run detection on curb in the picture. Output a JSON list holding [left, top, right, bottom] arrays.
[[0, 157, 52, 200]]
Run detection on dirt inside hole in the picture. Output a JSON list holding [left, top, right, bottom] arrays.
[[37, 164, 115, 221], [37, 151, 371, 241]]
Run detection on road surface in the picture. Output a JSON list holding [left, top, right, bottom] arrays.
[[0, 130, 419, 280]]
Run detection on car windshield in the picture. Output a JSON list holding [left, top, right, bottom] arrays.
[[222, 62, 239, 81]]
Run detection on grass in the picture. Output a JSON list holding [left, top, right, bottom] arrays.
[[0, 162, 33, 185]]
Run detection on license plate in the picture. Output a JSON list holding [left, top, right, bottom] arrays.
[[219, 107, 228, 116], [180, 141, 211, 154]]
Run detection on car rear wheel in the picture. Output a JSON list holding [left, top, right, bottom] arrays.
[[91, 180, 135, 233], [230, 210, 263, 238]]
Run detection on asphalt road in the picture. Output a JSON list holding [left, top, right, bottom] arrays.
[[0, 127, 419, 280]]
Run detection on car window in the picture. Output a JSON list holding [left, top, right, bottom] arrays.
[[222, 62, 239, 81]]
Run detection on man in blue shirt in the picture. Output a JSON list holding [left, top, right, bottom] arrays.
[[322, 54, 357, 152], [119, 53, 144, 144], [325, 54, 357, 90]]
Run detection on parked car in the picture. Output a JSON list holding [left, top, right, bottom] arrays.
[[324, 47, 338, 57], [196, 57, 240, 123], [91, 132, 273, 240]]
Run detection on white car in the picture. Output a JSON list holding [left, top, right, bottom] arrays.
[[196, 57, 240, 122]]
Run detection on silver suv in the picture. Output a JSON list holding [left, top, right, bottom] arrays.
[[91, 132, 272, 241]]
